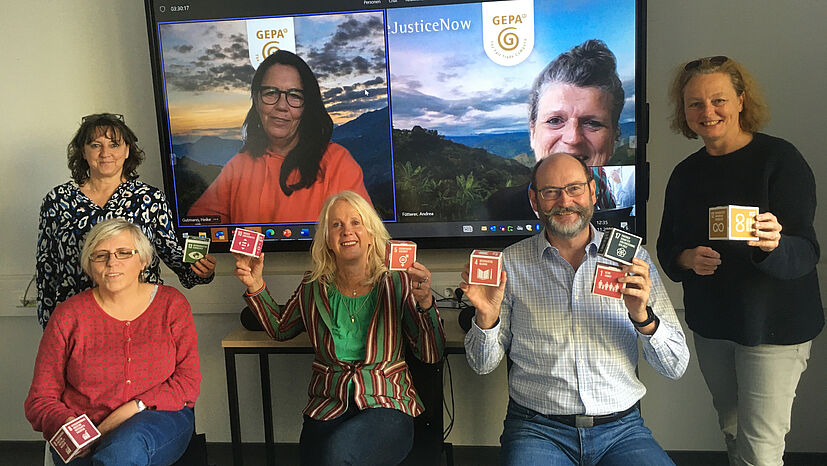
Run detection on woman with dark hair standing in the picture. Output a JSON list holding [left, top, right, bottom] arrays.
[[657, 56, 821, 466], [36, 113, 215, 329], [188, 50, 371, 224]]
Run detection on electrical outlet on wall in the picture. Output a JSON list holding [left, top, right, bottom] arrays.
[[442, 287, 455, 299]]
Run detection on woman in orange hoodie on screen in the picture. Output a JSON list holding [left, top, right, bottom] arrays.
[[187, 50, 371, 224]]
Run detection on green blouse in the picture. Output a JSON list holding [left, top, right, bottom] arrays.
[[326, 284, 378, 362]]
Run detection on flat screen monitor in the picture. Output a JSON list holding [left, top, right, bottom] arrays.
[[144, 0, 647, 252]]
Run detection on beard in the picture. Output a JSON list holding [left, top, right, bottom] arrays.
[[538, 203, 594, 239]]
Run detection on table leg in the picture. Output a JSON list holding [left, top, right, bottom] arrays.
[[260, 354, 275, 466], [225, 349, 243, 466]]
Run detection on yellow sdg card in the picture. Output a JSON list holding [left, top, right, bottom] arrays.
[[709, 205, 758, 241], [184, 236, 211, 263]]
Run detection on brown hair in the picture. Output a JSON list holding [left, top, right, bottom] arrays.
[[67, 113, 144, 184], [529, 39, 624, 139], [669, 56, 769, 139]]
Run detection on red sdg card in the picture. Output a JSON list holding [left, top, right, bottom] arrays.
[[50, 414, 101, 463], [592, 264, 626, 300], [468, 250, 503, 286], [230, 228, 265, 258], [386, 240, 417, 271]]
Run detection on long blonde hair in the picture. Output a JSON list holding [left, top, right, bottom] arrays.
[[307, 191, 390, 286]]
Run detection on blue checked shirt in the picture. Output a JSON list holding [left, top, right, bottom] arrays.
[[465, 226, 689, 416]]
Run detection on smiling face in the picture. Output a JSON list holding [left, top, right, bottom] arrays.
[[326, 199, 374, 265], [530, 154, 597, 240], [88, 230, 147, 294], [683, 72, 744, 149], [530, 83, 617, 166], [83, 128, 129, 181], [256, 63, 304, 154]]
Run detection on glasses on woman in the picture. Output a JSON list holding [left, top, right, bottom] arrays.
[[82, 113, 125, 123], [684, 56, 729, 71], [259, 87, 305, 108], [90, 249, 139, 262], [536, 182, 589, 201]]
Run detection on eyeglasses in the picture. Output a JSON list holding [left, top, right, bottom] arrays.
[[536, 182, 589, 201], [259, 87, 305, 108], [684, 56, 729, 71], [89, 249, 139, 262], [82, 113, 125, 123]]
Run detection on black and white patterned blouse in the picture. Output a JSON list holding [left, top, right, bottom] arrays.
[[36, 180, 213, 328]]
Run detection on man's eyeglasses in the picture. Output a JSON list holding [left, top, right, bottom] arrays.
[[89, 249, 139, 262], [684, 56, 729, 71], [536, 182, 589, 201], [259, 87, 305, 108], [82, 113, 125, 123]]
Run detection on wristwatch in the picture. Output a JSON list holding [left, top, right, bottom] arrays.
[[629, 305, 659, 328], [135, 399, 147, 412]]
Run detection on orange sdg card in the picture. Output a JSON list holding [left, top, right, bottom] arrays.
[[386, 240, 417, 271], [468, 250, 503, 286], [709, 205, 758, 241]]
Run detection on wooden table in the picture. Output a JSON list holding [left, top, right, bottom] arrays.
[[221, 308, 467, 465]]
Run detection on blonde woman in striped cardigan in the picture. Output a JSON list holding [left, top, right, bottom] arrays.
[[234, 190, 445, 465]]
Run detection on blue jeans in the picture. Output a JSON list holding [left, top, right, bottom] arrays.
[[300, 402, 414, 466], [500, 399, 674, 466], [52, 407, 194, 466]]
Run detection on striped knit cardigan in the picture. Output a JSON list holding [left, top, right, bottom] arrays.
[[245, 270, 446, 420]]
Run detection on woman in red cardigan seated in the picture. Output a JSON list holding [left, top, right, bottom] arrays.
[[25, 218, 201, 465], [233, 190, 446, 465]]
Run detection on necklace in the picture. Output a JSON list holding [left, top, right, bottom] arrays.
[[330, 283, 375, 324], [343, 294, 371, 323], [335, 278, 362, 297]]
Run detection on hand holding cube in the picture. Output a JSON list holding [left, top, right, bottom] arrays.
[[747, 212, 782, 252]]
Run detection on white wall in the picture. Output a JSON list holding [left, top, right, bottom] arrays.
[[1, 0, 824, 452]]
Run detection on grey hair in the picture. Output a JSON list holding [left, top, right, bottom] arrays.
[[529, 39, 624, 136], [80, 218, 154, 278]]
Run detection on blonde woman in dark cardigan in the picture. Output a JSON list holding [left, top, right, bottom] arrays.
[[233, 190, 445, 466]]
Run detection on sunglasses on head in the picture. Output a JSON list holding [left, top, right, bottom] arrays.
[[684, 56, 729, 71], [81, 113, 125, 124]]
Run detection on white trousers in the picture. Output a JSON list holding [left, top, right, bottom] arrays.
[[693, 333, 811, 466]]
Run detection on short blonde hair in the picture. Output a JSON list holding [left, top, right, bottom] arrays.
[[669, 56, 769, 139], [308, 191, 390, 286], [80, 218, 154, 279]]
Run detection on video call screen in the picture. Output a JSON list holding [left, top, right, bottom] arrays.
[[145, 0, 644, 251]]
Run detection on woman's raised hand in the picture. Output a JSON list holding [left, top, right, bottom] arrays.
[[407, 261, 434, 309], [234, 252, 265, 293], [191, 254, 217, 278], [748, 212, 783, 252]]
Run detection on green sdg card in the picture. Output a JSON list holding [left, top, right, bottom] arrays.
[[183, 237, 211, 263], [597, 228, 642, 266]]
